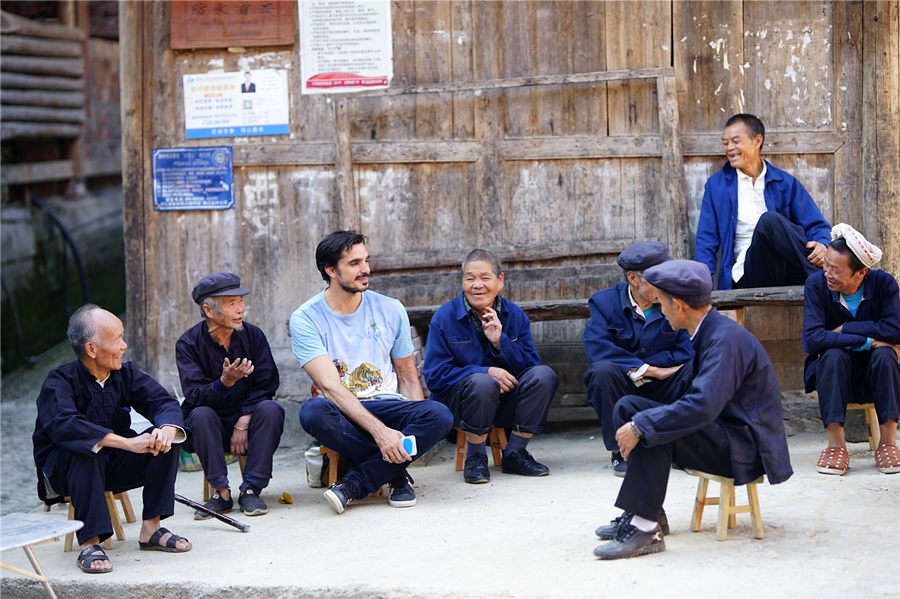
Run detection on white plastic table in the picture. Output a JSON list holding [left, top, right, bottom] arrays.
[[1, 513, 83, 599]]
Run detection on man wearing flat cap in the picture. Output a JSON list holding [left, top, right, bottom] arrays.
[[592, 260, 792, 560], [176, 272, 283, 518], [695, 113, 831, 290], [802, 224, 900, 476], [583, 241, 693, 476]]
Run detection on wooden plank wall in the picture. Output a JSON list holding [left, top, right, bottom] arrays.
[[122, 1, 898, 406]]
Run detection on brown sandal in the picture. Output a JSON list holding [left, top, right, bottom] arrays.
[[817, 447, 849, 475], [875, 444, 900, 474]]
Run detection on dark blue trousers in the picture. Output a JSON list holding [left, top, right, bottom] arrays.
[[612, 395, 733, 521], [737, 211, 820, 288], [815, 347, 900, 426], [437, 365, 558, 436], [46, 430, 179, 545], [185, 400, 285, 493], [299, 397, 453, 497]]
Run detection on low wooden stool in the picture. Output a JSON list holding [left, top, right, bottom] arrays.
[[320, 446, 342, 487], [848, 403, 880, 450], [64, 491, 134, 552], [454, 428, 508, 471], [690, 470, 764, 541], [202, 455, 248, 501]]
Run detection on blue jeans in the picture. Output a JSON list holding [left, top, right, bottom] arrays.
[[299, 397, 453, 497]]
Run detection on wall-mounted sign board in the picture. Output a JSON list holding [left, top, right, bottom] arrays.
[[152, 146, 234, 211], [183, 70, 290, 139], [170, 0, 295, 49]]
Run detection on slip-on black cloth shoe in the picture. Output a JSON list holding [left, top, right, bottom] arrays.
[[463, 454, 490, 484], [595, 508, 669, 540], [593, 523, 666, 560], [501, 448, 549, 477]]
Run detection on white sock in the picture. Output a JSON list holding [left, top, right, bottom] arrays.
[[631, 515, 657, 532]]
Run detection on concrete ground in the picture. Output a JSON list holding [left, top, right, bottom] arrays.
[[2, 345, 899, 598]]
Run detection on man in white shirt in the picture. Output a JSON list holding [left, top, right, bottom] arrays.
[[290, 230, 453, 514], [695, 113, 832, 290]]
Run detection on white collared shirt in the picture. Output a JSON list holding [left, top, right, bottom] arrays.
[[732, 161, 768, 283], [626, 286, 650, 383]]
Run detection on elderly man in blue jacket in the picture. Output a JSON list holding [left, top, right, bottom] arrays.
[[583, 241, 693, 476], [695, 113, 831, 290], [802, 224, 900, 476], [424, 249, 558, 484]]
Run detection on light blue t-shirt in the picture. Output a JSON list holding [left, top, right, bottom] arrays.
[[289, 290, 414, 399]]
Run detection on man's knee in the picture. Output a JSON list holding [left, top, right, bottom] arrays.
[[462, 372, 501, 399], [254, 399, 286, 422], [612, 395, 645, 429], [817, 347, 851, 373], [869, 346, 900, 373], [186, 406, 220, 428], [298, 396, 339, 432], [754, 211, 791, 237], [584, 361, 619, 386], [418, 400, 454, 434], [521, 365, 559, 391]]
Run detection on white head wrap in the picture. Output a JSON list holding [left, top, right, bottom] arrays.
[[830, 223, 882, 268]]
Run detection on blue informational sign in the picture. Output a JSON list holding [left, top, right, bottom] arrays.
[[151, 146, 234, 211]]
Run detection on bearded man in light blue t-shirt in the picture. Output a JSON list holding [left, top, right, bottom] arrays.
[[290, 230, 453, 514]]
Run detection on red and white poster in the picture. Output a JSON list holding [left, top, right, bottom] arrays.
[[299, 0, 393, 94]]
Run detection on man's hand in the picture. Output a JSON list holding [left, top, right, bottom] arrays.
[[148, 426, 178, 454], [372, 425, 411, 464], [806, 241, 827, 268], [122, 433, 159, 455], [487, 367, 517, 393], [831, 325, 843, 334], [643, 364, 683, 381], [230, 415, 251, 455], [872, 339, 900, 363], [481, 307, 503, 349], [615, 421, 641, 461], [221, 357, 254, 388]]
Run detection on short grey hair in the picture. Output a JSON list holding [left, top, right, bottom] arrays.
[[624, 269, 645, 284], [462, 249, 503, 277], [68, 303, 100, 359], [200, 295, 225, 319]]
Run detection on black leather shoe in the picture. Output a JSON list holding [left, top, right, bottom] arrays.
[[595, 508, 669, 539], [593, 523, 666, 560], [501, 448, 549, 477], [463, 454, 490, 484]]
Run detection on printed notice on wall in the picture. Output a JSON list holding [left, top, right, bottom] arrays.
[[183, 70, 290, 139], [152, 147, 234, 211], [299, 0, 392, 94]]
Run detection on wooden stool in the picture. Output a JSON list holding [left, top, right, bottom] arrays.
[[690, 470, 764, 541], [320, 446, 342, 487], [202, 455, 248, 501], [454, 428, 508, 471], [64, 491, 135, 552], [848, 403, 880, 450]]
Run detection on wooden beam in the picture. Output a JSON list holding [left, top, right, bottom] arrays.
[[0, 72, 84, 91], [1, 160, 74, 184], [0, 35, 82, 57], [233, 143, 334, 166], [0, 89, 83, 108], [0, 56, 85, 77], [404, 286, 805, 327], [0, 106, 85, 122], [0, 122, 81, 140], [371, 239, 632, 271], [657, 75, 690, 259], [350, 67, 676, 97], [351, 141, 485, 163], [332, 98, 359, 230], [683, 132, 845, 156], [0, 9, 85, 41]]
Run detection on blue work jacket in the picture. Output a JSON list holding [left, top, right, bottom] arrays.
[[424, 294, 540, 400], [695, 160, 831, 290], [633, 310, 793, 486], [801, 269, 900, 391], [582, 283, 693, 374]]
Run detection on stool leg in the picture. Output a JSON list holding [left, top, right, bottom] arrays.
[[105, 492, 125, 543], [64, 503, 75, 552], [488, 429, 504, 468], [747, 482, 764, 539], [728, 491, 737, 529], [691, 478, 709, 532], [865, 407, 881, 450], [327, 450, 340, 487], [455, 432, 466, 472], [238, 455, 247, 474], [716, 483, 734, 542], [115, 492, 136, 523], [203, 479, 213, 502]]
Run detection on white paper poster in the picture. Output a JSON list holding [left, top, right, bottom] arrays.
[[183, 69, 290, 139], [299, 0, 393, 94]]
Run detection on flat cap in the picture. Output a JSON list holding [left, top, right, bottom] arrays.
[[616, 241, 670, 271], [191, 272, 249, 305], [643, 260, 712, 306]]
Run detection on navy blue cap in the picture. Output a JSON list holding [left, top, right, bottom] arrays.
[[191, 272, 249, 305], [616, 241, 670, 272], [643, 260, 712, 306]]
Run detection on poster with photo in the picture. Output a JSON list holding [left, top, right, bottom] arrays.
[[183, 69, 290, 139], [299, 0, 392, 94]]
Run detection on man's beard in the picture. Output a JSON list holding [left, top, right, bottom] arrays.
[[339, 277, 368, 294]]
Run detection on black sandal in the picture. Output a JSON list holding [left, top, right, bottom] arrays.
[[138, 527, 192, 552], [76, 544, 112, 573]]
